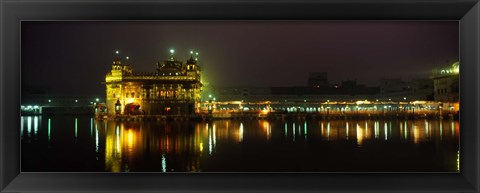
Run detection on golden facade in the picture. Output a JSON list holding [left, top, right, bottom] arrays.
[[105, 51, 202, 116]]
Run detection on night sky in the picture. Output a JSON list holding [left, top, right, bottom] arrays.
[[22, 21, 459, 95]]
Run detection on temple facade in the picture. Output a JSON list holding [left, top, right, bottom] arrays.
[[105, 50, 202, 116]]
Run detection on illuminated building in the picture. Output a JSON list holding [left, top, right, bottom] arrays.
[[105, 50, 202, 115], [431, 61, 459, 102]]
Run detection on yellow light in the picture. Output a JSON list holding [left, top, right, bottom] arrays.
[[356, 123, 364, 146], [126, 98, 135, 104], [260, 109, 269, 114]]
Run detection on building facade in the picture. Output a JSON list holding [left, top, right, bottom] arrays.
[[105, 51, 202, 116], [431, 61, 459, 102], [379, 78, 434, 101]]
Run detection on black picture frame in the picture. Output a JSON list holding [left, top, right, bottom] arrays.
[[1, 0, 479, 192]]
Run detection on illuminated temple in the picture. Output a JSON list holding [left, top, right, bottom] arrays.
[[105, 50, 202, 116]]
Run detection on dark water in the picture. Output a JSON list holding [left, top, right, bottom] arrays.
[[21, 115, 460, 172]]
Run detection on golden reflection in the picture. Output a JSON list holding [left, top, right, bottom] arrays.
[[356, 123, 363, 146], [239, 123, 244, 142], [454, 121, 460, 137], [425, 120, 429, 138], [123, 128, 139, 158], [412, 124, 420, 144], [105, 123, 122, 172], [260, 120, 271, 141], [98, 119, 459, 172], [327, 122, 330, 141]]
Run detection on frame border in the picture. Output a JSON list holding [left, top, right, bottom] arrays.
[[1, 0, 479, 192]]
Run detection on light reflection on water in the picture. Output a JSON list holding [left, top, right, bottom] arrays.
[[21, 116, 460, 172]]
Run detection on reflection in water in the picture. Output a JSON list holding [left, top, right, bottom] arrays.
[[48, 118, 51, 142], [105, 123, 122, 172], [34, 116, 38, 136], [95, 121, 99, 154], [74, 118, 78, 140], [346, 122, 349, 140], [327, 122, 331, 141], [21, 116, 24, 136], [27, 117, 31, 137], [304, 121, 307, 140], [239, 123, 244, 142], [90, 118, 94, 136], [383, 122, 387, 140], [451, 121, 455, 138], [162, 153, 166, 172], [21, 117, 460, 172], [440, 120, 443, 141], [356, 123, 363, 146]]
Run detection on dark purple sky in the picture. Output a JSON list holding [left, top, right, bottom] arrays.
[[22, 21, 458, 95]]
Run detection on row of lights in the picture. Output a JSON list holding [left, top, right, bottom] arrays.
[[45, 98, 101, 103]]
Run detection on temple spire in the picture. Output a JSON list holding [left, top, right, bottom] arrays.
[[169, 49, 175, 61], [112, 50, 121, 66]]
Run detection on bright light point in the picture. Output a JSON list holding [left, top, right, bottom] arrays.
[[115, 50, 119, 54], [96, 98, 99, 102], [126, 56, 129, 60], [190, 51, 194, 54], [195, 52, 199, 55], [48, 99, 51, 103], [209, 94, 212, 98], [75, 100, 78, 103], [170, 49, 174, 54]]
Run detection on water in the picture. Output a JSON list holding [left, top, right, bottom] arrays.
[[21, 115, 460, 172]]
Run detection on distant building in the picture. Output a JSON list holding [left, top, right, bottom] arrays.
[[431, 61, 459, 102], [210, 79, 379, 102], [307, 72, 329, 88], [104, 50, 202, 115], [379, 78, 434, 101]]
